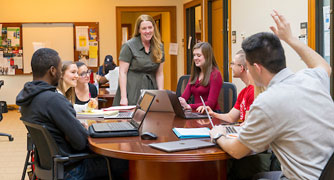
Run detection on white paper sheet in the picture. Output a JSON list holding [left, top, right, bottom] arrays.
[[14, 56, 23, 69], [169, 43, 179, 55], [75, 26, 89, 51]]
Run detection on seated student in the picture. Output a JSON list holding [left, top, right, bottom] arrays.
[[16, 48, 128, 180], [57, 61, 78, 104], [96, 55, 117, 85], [74, 61, 98, 112], [210, 10, 334, 180], [198, 50, 254, 123], [179, 42, 223, 112]]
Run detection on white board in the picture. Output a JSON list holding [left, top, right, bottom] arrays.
[[22, 23, 74, 73]]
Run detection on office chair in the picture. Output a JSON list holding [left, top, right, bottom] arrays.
[[22, 120, 110, 180], [176, 75, 190, 97], [218, 82, 237, 113], [0, 80, 14, 141], [176, 75, 194, 103], [319, 151, 334, 180], [21, 133, 34, 180]]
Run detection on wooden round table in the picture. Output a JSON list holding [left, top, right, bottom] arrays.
[[88, 112, 230, 180]]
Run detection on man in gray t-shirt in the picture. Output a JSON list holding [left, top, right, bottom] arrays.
[[209, 10, 334, 179]]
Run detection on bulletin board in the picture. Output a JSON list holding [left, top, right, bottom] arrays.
[[0, 22, 100, 75]]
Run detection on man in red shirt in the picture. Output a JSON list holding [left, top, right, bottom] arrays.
[[198, 50, 254, 123]]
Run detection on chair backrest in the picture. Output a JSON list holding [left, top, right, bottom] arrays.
[[319, 151, 334, 180], [176, 75, 190, 97], [22, 120, 61, 172], [218, 82, 237, 113]]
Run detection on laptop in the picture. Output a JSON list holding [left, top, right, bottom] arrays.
[[140, 89, 174, 112], [149, 139, 215, 152], [90, 92, 155, 137], [166, 90, 208, 119]]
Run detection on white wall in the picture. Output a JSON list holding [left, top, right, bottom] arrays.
[[231, 0, 308, 93]]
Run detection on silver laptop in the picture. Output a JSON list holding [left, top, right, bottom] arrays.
[[149, 139, 215, 152], [140, 89, 174, 112], [91, 92, 155, 137]]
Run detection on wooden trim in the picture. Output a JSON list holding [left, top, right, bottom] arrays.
[[228, 0, 232, 82], [204, 0, 209, 42], [308, 0, 316, 50], [115, 6, 177, 90], [183, 0, 202, 74]]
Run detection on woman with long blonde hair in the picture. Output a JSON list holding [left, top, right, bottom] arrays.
[[57, 61, 78, 104], [113, 14, 165, 106]]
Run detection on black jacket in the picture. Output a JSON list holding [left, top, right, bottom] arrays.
[[16, 81, 88, 155]]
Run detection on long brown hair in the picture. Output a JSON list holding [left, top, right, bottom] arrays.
[[133, 14, 162, 63], [190, 42, 219, 86], [58, 61, 76, 104]]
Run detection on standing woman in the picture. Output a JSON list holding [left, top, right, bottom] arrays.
[[75, 61, 98, 112], [113, 14, 165, 106], [57, 61, 79, 104], [179, 42, 223, 111]]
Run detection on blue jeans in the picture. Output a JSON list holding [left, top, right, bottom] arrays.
[[64, 157, 128, 180]]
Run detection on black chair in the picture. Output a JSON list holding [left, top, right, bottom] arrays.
[[21, 133, 34, 180], [218, 82, 237, 113], [176, 75, 194, 104], [176, 75, 190, 97], [22, 120, 110, 180], [319, 151, 334, 180], [0, 80, 14, 141]]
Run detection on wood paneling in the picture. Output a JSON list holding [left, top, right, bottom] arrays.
[[308, 0, 316, 50]]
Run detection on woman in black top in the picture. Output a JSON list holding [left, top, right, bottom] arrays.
[[74, 61, 98, 112]]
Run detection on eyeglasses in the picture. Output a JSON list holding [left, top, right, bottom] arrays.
[[230, 62, 242, 67], [79, 69, 92, 77]]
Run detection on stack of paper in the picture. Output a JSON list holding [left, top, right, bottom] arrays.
[[172, 127, 210, 139], [77, 110, 118, 118], [103, 105, 136, 111]]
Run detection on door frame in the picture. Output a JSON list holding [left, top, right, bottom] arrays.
[[184, 0, 202, 75], [116, 6, 177, 90], [308, 0, 333, 98]]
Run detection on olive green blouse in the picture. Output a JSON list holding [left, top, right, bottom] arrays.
[[113, 36, 165, 105]]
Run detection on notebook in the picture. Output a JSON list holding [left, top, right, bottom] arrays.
[[89, 92, 155, 137], [172, 127, 210, 139], [166, 90, 208, 119], [149, 139, 215, 152], [140, 89, 174, 112]]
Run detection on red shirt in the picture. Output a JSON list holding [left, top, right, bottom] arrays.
[[234, 85, 254, 121], [181, 68, 223, 111]]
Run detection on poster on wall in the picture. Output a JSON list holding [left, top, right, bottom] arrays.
[[76, 26, 89, 51], [7, 27, 20, 47]]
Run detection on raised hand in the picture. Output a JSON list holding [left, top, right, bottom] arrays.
[[269, 9, 293, 43]]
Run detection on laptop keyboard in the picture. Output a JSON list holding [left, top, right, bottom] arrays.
[[117, 111, 133, 118], [102, 122, 134, 131], [104, 111, 133, 119]]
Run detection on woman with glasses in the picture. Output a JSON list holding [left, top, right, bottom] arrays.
[[57, 61, 79, 104], [113, 14, 164, 106], [74, 61, 98, 112], [178, 42, 223, 112]]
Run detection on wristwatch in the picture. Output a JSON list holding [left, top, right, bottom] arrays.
[[212, 133, 225, 144]]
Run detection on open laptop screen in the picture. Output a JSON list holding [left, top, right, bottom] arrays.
[[132, 92, 155, 128]]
